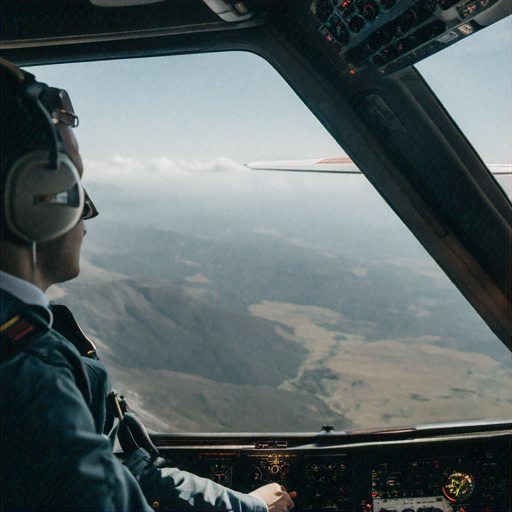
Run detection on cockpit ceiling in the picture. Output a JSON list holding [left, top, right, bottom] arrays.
[[2, 1, 511, 76], [0, 1, 219, 42]]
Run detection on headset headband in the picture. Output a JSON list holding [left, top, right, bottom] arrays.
[[1, 58, 84, 244]]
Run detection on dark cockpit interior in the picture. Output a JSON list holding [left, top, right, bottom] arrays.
[[1, 1, 510, 511]]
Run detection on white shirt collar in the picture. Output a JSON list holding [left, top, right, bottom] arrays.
[[0, 270, 53, 325]]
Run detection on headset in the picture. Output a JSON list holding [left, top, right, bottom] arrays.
[[1, 58, 84, 244]]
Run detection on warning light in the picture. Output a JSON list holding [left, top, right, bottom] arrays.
[[371, 492, 378, 497], [342, 1, 350, 6], [349, 69, 356, 74]]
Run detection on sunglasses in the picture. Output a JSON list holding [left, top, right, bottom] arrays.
[[17, 66, 79, 128], [82, 188, 99, 220], [42, 87, 80, 128], [34, 186, 98, 221]]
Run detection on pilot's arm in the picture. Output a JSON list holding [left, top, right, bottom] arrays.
[[1, 334, 153, 511], [50, 305, 290, 511], [126, 449, 269, 511]]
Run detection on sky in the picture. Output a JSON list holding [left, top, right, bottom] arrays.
[[416, 15, 511, 165], [29, 15, 511, 167], [31, 51, 343, 164]]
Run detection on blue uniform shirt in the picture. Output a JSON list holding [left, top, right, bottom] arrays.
[[0, 280, 266, 511]]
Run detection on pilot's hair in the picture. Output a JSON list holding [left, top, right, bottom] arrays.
[[0, 59, 55, 187]]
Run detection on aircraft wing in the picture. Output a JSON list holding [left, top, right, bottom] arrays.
[[245, 158, 362, 173], [247, 159, 511, 175], [487, 164, 512, 175]]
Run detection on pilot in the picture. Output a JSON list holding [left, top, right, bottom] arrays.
[[0, 58, 296, 511]]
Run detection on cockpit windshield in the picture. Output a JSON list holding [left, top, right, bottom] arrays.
[[34, 20, 511, 432]]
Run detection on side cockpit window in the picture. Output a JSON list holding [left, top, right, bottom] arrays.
[[416, 16, 511, 199]]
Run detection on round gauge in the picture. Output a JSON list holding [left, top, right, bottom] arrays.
[[362, 1, 379, 21], [252, 465, 263, 482], [366, 30, 390, 52], [315, 0, 334, 22], [348, 15, 365, 33], [333, 19, 350, 44], [442, 471, 475, 502]]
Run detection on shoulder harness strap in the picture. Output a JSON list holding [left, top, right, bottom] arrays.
[[51, 304, 99, 360]]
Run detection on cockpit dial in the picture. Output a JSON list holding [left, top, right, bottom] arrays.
[[244, 454, 295, 489], [442, 471, 475, 502]]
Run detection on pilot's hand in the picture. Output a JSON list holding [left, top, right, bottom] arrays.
[[250, 483, 297, 511]]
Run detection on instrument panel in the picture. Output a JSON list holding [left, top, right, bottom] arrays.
[[298, 0, 509, 75], [156, 429, 510, 512]]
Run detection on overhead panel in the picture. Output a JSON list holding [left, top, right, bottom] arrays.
[[304, 0, 511, 75]]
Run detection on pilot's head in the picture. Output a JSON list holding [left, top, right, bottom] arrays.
[[1, 58, 98, 291]]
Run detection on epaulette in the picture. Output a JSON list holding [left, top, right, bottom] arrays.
[[1, 309, 50, 363]]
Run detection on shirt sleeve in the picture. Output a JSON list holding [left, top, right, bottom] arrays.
[[1, 349, 153, 511], [125, 449, 268, 511], [81, 357, 112, 433]]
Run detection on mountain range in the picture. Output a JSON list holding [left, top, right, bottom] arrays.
[[48, 220, 511, 431]]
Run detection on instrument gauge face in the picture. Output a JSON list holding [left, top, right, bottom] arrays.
[[442, 471, 475, 502]]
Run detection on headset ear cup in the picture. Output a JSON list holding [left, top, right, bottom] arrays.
[[3, 151, 84, 243]]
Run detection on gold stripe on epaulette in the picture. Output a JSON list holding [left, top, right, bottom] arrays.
[[0, 314, 21, 333]]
